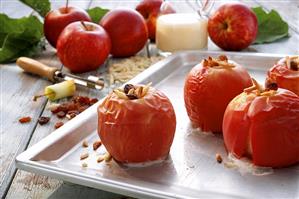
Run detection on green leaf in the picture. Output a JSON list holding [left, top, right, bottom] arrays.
[[19, 0, 51, 17], [87, 7, 109, 23], [0, 14, 44, 63], [252, 7, 289, 44]]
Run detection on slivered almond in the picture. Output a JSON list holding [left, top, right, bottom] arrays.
[[97, 156, 105, 163], [80, 152, 89, 160], [128, 88, 134, 95], [93, 140, 102, 151], [134, 86, 143, 98], [82, 140, 88, 148], [286, 56, 291, 69], [141, 82, 152, 97], [113, 89, 128, 99]]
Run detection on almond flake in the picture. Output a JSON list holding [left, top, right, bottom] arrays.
[[80, 152, 89, 160], [82, 140, 88, 148], [113, 89, 128, 99], [141, 82, 152, 97], [97, 156, 105, 163], [93, 140, 102, 151]]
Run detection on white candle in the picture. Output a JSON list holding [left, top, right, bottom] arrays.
[[156, 13, 208, 52]]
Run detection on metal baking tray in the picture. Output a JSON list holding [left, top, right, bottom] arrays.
[[16, 51, 299, 199]]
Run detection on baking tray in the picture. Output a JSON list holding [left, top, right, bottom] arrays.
[[16, 51, 299, 199]]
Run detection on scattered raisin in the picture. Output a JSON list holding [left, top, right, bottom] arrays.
[[54, 121, 64, 129], [90, 98, 98, 105], [78, 105, 89, 113], [50, 106, 60, 114], [56, 111, 66, 118], [216, 154, 223, 164], [93, 140, 102, 151], [66, 110, 79, 120], [38, 116, 50, 125], [19, 116, 31, 123]]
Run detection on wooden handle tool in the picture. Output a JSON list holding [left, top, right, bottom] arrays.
[[16, 57, 105, 90], [16, 57, 58, 82]]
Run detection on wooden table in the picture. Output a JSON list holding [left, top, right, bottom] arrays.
[[1, 0, 298, 198]]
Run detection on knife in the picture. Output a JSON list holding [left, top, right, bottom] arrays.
[[16, 57, 104, 90]]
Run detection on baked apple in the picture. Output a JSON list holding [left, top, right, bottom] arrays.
[[184, 55, 252, 133], [223, 80, 299, 168], [266, 56, 299, 96], [98, 83, 176, 163]]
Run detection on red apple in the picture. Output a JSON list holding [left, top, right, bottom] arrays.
[[223, 82, 299, 168], [44, 6, 91, 48], [98, 84, 176, 163], [208, 3, 258, 51], [184, 55, 252, 133], [266, 56, 299, 96], [57, 21, 111, 73], [100, 9, 148, 57], [136, 0, 175, 41]]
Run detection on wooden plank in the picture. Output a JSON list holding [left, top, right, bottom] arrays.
[[0, 47, 60, 198], [0, 0, 92, 198], [4, 0, 126, 198]]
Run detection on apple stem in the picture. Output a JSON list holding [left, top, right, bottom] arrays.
[[66, 0, 69, 10], [33, 91, 55, 101], [80, 21, 88, 31]]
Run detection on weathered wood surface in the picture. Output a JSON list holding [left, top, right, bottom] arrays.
[[1, 0, 299, 198]]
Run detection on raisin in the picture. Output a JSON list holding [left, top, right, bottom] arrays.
[[54, 121, 64, 129], [124, 84, 135, 94], [38, 116, 50, 125], [74, 96, 90, 105], [50, 106, 60, 114], [66, 110, 78, 120], [265, 81, 278, 91], [78, 105, 89, 113], [19, 116, 31, 123], [126, 94, 138, 100], [290, 61, 298, 71], [90, 98, 98, 105], [57, 111, 66, 118]]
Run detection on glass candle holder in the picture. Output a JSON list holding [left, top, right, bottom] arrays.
[[156, 13, 208, 52]]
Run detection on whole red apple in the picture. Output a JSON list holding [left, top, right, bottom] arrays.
[[208, 3, 258, 51], [136, 0, 175, 41], [100, 9, 148, 57], [44, 6, 91, 48], [57, 21, 111, 73]]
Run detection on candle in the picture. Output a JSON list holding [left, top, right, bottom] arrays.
[[156, 13, 208, 52]]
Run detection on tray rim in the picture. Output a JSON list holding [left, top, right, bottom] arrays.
[[15, 50, 288, 199]]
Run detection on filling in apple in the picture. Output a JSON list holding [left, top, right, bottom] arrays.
[[245, 78, 278, 97], [202, 55, 235, 69], [285, 56, 299, 71], [113, 83, 152, 100]]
